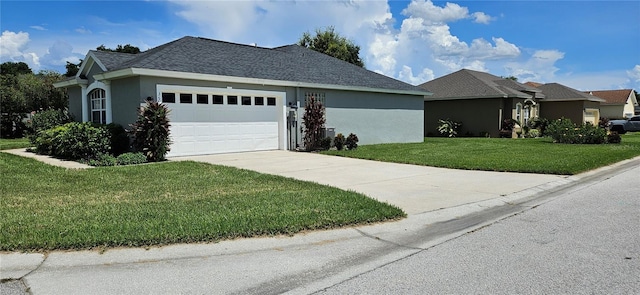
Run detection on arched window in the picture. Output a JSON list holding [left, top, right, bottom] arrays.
[[89, 88, 106, 124]]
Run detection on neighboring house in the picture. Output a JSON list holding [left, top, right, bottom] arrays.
[[525, 82, 605, 125], [419, 69, 543, 137], [54, 36, 430, 157], [584, 89, 638, 119]]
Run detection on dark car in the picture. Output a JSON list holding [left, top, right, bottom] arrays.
[[609, 116, 640, 134]]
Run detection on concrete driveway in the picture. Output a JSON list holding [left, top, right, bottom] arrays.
[[172, 151, 566, 214]]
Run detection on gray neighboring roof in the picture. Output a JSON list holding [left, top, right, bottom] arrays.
[[88, 36, 428, 95], [419, 69, 542, 100], [90, 50, 137, 71], [534, 83, 605, 102]]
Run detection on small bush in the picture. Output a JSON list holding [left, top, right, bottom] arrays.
[[334, 133, 346, 151], [499, 118, 518, 138], [345, 133, 359, 150], [528, 117, 549, 136], [302, 96, 326, 151], [106, 123, 130, 156], [525, 129, 540, 138], [319, 137, 332, 151], [131, 102, 171, 162], [27, 108, 73, 144], [88, 153, 117, 167], [437, 119, 462, 137], [607, 131, 622, 144], [547, 118, 606, 144], [116, 152, 147, 165], [598, 117, 610, 129], [34, 122, 110, 160]]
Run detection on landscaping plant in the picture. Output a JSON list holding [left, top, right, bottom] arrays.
[[34, 122, 110, 160], [345, 133, 359, 150], [27, 108, 73, 144], [334, 133, 346, 150], [437, 119, 462, 137], [302, 96, 326, 151], [546, 118, 606, 144], [131, 102, 171, 162]]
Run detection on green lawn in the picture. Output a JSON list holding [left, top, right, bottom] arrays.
[[0, 153, 404, 251], [322, 133, 640, 175], [0, 138, 31, 150]]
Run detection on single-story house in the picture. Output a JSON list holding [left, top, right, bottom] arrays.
[[54, 36, 431, 157], [584, 89, 638, 119], [525, 82, 605, 125], [419, 69, 543, 137]]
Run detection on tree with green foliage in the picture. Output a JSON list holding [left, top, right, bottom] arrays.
[[96, 44, 141, 54], [298, 26, 364, 67], [65, 60, 81, 77], [1, 62, 68, 138], [1, 61, 32, 76]]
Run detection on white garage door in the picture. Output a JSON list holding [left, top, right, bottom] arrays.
[[157, 85, 285, 157]]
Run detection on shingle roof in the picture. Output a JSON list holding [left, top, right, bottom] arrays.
[[90, 36, 428, 94], [524, 81, 543, 88], [534, 83, 605, 102], [90, 50, 137, 71], [583, 89, 634, 105], [419, 69, 541, 100]]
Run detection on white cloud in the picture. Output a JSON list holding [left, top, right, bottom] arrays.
[[505, 49, 565, 82], [0, 31, 40, 69], [627, 65, 640, 84], [398, 65, 434, 85], [402, 0, 468, 24], [75, 26, 92, 34], [41, 40, 82, 67], [472, 12, 494, 24], [30, 25, 47, 31]]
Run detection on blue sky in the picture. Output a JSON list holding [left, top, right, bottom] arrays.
[[1, 0, 639, 91]]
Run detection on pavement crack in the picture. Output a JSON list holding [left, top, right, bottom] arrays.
[[354, 229, 425, 250], [20, 252, 49, 280]]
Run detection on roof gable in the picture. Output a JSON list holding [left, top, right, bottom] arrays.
[[584, 89, 635, 105], [419, 69, 539, 100], [88, 36, 428, 95]]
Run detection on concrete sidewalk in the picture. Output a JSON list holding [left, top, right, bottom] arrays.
[[173, 151, 565, 214], [2, 148, 92, 169]]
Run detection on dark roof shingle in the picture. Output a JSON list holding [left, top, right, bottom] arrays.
[[92, 36, 427, 94], [535, 83, 605, 102], [419, 69, 541, 99]]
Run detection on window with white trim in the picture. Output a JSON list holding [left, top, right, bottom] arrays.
[[515, 103, 522, 123], [89, 88, 106, 124]]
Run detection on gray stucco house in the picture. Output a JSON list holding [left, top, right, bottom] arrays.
[[54, 36, 430, 157]]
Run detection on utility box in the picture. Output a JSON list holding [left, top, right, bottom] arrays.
[[324, 127, 335, 140]]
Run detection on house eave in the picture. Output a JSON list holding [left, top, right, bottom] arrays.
[[92, 68, 432, 97], [53, 78, 88, 88]]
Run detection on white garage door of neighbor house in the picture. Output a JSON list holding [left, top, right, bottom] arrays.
[[157, 85, 285, 157]]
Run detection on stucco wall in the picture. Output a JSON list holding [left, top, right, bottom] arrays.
[[313, 89, 424, 145], [600, 105, 624, 119], [539, 101, 585, 124], [425, 98, 502, 137], [67, 87, 82, 122], [111, 77, 141, 126]]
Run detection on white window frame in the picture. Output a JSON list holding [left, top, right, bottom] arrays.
[[515, 103, 522, 123], [89, 88, 106, 124]]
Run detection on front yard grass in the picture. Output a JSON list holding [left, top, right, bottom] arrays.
[[322, 133, 640, 175], [0, 153, 404, 251], [0, 138, 31, 150]]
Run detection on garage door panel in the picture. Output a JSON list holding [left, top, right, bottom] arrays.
[[168, 122, 279, 157]]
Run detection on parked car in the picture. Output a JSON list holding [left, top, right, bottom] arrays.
[[609, 116, 640, 134]]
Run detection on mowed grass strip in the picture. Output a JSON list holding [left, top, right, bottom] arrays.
[[0, 153, 404, 251], [0, 138, 31, 150], [322, 133, 640, 175]]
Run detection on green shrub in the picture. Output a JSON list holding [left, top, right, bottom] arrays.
[[319, 136, 332, 151], [88, 153, 117, 166], [105, 123, 130, 156], [131, 102, 171, 162], [528, 117, 549, 136], [34, 125, 66, 155], [33, 122, 110, 160], [345, 133, 359, 150], [607, 131, 622, 144], [437, 119, 462, 137], [27, 108, 73, 144], [116, 152, 147, 165], [334, 133, 346, 150], [547, 118, 606, 144], [526, 129, 540, 138]]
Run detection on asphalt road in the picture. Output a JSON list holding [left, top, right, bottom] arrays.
[[317, 164, 640, 294]]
